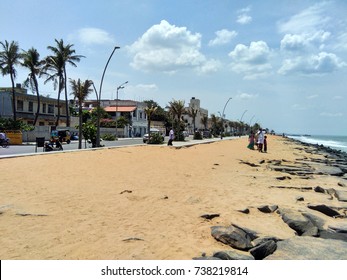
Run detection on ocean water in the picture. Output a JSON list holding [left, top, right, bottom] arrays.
[[288, 135, 347, 153]]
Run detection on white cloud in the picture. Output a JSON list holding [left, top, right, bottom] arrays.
[[320, 112, 343, 117], [236, 92, 258, 100], [228, 41, 272, 79], [75, 28, 115, 45], [208, 29, 237, 46], [306, 94, 319, 100], [278, 2, 330, 34], [236, 6, 252, 25], [135, 84, 158, 91], [280, 31, 331, 52], [279, 52, 346, 75], [128, 20, 215, 73]]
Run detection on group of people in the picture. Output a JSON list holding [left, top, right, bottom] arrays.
[[247, 129, 267, 152]]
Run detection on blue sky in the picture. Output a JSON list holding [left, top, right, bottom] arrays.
[[1, 0, 346, 135]]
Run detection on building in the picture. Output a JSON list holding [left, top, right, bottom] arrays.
[[183, 97, 209, 134], [83, 99, 163, 137], [0, 84, 68, 127]]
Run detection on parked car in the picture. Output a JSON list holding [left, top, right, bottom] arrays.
[[143, 128, 164, 143]]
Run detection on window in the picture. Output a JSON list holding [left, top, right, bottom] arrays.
[[48, 104, 54, 114], [28, 101, 33, 112], [139, 112, 143, 119], [42, 103, 46, 113], [17, 100, 24, 111], [39, 122, 45, 126]]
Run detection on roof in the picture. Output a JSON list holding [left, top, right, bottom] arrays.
[[104, 106, 136, 112]]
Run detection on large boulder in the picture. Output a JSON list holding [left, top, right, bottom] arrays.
[[211, 224, 255, 251], [213, 250, 254, 260], [249, 240, 277, 260], [265, 236, 347, 260], [279, 208, 319, 236]]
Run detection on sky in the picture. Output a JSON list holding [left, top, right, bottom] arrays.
[[0, 0, 346, 135]]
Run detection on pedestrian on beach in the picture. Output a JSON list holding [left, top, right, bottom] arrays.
[[247, 132, 255, 150], [264, 135, 267, 153], [257, 128, 265, 152], [168, 127, 174, 146]]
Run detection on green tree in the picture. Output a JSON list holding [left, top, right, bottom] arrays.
[[187, 106, 199, 133], [168, 99, 186, 141], [201, 115, 208, 130], [41, 52, 65, 126], [70, 79, 93, 149], [0, 40, 22, 121], [144, 105, 158, 142], [22, 47, 43, 126], [46, 39, 84, 127]]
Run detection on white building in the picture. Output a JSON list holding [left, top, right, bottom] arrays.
[[183, 97, 208, 134]]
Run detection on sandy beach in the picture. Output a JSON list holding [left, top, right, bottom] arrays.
[[1, 135, 346, 260]]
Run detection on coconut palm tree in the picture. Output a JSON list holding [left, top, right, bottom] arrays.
[[41, 54, 65, 126], [168, 99, 186, 141], [47, 39, 84, 127], [187, 106, 199, 133], [144, 105, 158, 143], [201, 115, 208, 131], [22, 48, 43, 126], [70, 79, 93, 149], [0, 40, 22, 121]]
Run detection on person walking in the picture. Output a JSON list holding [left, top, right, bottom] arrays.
[[264, 135, 268, 153], [247, 132, 255, 150], [257, 128, 265, 152], [168, 127, 174, 146]]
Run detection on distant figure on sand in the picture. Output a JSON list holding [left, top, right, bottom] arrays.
[[168, 128, 174, 146], [247, 132, 255, 150], [257, 128, 265, 152], [264, 135, 267, 153]]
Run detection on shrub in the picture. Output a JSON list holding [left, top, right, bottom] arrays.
[[193, 131, 203, 140], [149, 133, 164, 144], [102, 133, 116, 141]]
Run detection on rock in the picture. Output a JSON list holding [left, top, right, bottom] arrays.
[[327, 221, 347, 234], [265, 236, 347, 260], [313, 186, 326, 193], [193, 256, 221, 260], [249, 240, 277, 260], [307, 204, 341, 217], [318, 230, 347, 242], [211, 225, 255, 251], [334, 190, 347, 202], [213, 250, 254, 260], [257, 205, 278, 213], [338, 182, 347, 187], [296, 196, 304, 202], [313, 165, 344, 176], [276, 176, 291, 181], [238, 208, 250, 214], [278, 208, 319, 236], [200, 213, 220, 220]]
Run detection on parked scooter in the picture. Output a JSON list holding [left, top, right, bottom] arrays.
[[0, 132, 10, 148], [44, 139, 63, 152]]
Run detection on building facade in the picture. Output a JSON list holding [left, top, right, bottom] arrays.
[[183, 97, 209, 134], [0, 84, 68, 127]]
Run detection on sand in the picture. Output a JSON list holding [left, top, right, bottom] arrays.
[[0, 135, 343, 260]]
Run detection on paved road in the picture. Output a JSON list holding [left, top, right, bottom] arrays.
[[0, 138, 145, 158], [0, 136, 240, 158]]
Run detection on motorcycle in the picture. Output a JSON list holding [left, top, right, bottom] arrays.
[[0, 133, 10, 148], [44, 140, 63, 152]]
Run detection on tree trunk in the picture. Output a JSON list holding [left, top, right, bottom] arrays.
[[64, 67, 70, 127], [33, 76, 40, 126], [78, 103, 82, 149], [10, 73, 16, 121], [55, 77, 62, 127]]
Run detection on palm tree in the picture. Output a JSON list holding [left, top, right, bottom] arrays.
[[187, 106, 198, 133], [22, 48, 43, 126], [201, 115, 208, 131], [41, 54, 64, 126], [144, 105, 158, 142], [70, 79, 93, 149], [47, 39, 84, 127], [0, 40, 22, 121], [168, 99, 186, 141]]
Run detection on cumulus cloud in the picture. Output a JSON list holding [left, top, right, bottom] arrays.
[[280, 31, 331, 52], [320, 112, 343, 117], [74, 27, 115, 45], [127, 20, 219, 74], [208, 29, 237, 46], [228, 41, 272, 79], [278, 52, 346, 75], [236, 6, 252, 25]]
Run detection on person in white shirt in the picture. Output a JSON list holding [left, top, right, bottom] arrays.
[[257, 129, 265, 152]]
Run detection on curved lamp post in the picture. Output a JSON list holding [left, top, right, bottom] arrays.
[[95, 46, 120, 147], [220, 97, 232, 139], [115, 81, 128, 139]]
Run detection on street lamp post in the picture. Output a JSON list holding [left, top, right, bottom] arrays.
[[95, 46, 120, 147], [115, 81, 128, 139], [239, 110, 247, 135], [220, 97, 232, 139]]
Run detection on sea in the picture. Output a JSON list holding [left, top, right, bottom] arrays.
[[288, 135, 347, 154]]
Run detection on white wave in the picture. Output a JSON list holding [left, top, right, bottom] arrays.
[[289, 135, 347, 151]]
